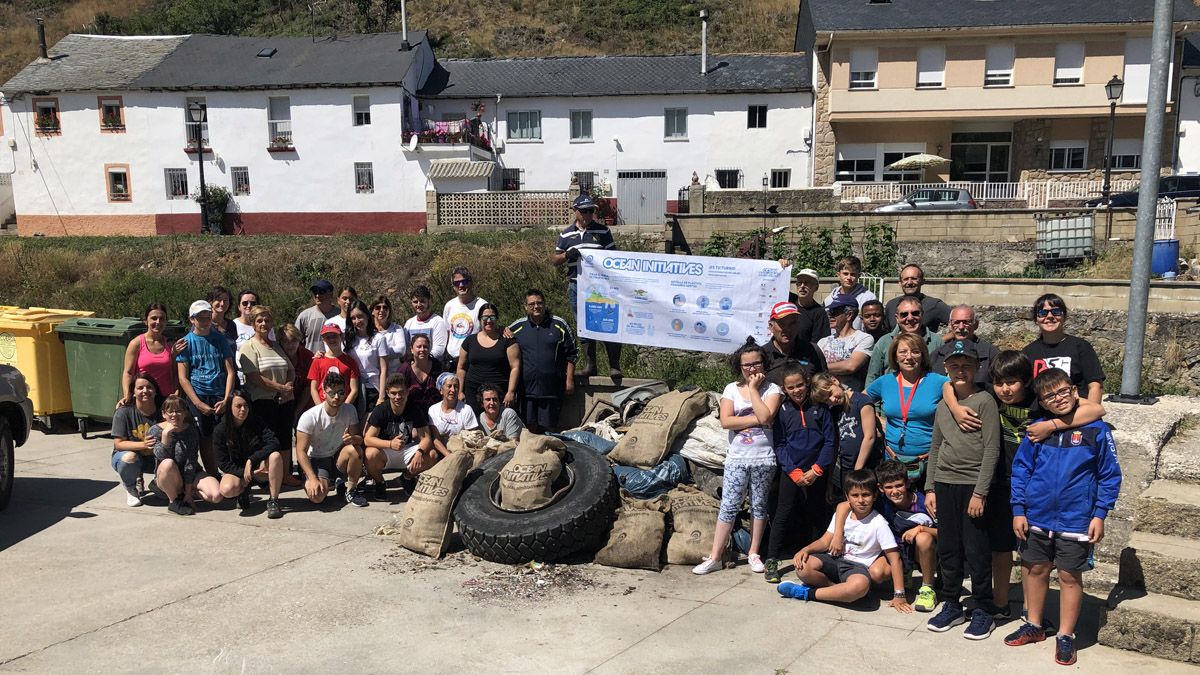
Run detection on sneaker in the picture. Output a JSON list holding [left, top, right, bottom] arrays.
[[927, 601, 966, 632], [374, 480, 388, 501], [335, 477, 347, 499], [237, 490, 251, 511], [915, 585, 936, 612], [777, 581, 813, 601], [1054, 634, 1077, 666], [266, 498, 283, 519], [168, 499, 193, 516], [135, 476, 145, 496], [125, 487, 143, 507], [691, 557, 723, 575], [963, 608, 996, 640], [147, 478, 165, 498], [747, 554, 766, 573], [764, 559, 781, 584], [1019, 610, 1056, 636], [1003, 622, 1047, 647], [993, 603, 1014, 620], [345, 483, 368, 507]]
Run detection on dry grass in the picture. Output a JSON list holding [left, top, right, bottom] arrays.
[[0, 0, 155, 84]]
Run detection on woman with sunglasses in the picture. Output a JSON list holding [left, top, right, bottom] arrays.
[[370, 295, 408, 405], [1022, 293, 1104, 404], [231, 289, 269, 354], [119, 302, 185, 407], [456, 303, 520, 412]]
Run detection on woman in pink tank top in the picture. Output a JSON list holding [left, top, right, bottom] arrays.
[[119, 303, 187, 407]]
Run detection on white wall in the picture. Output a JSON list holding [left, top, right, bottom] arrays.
[[1179, 74, 1200, 173]]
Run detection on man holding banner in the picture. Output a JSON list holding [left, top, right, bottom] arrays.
[[554, 195, 622, 380]]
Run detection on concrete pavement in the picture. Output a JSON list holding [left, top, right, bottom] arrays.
[[1, 428, 1195, 674]]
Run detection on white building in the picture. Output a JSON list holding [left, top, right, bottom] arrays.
[[0, 32, 812, 235]]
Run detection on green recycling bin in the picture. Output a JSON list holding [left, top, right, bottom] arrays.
[[54, 317, 185, 438]]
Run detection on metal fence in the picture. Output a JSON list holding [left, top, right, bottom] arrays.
[[839, 179, 1140, 209], [1155, 197, 1177, 240], [436, 190, 572, 229]]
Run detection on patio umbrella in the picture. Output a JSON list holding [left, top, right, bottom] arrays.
[[885, 153, 951, 171]]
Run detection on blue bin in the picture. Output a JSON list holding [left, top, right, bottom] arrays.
[[1152, 239, 1180, 276]]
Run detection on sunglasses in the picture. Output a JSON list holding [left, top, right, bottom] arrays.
[[481, 315, 498, 322], [829, 307, 854, 317], [452, 279, 471, 288], [577, 207, 596, 214], [372, 305, 389, 312], [1037, 307, 1066, 318], [898, 311, 923, 318], [240, 300, 257, 307]]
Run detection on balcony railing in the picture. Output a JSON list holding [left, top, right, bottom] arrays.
[[268, 120, 293, 149], [838, 179, 1141, 209], [403, 118, 493, 152]]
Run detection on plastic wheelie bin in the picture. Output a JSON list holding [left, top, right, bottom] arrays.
[[55, 317, 184, 438], [0, 307, 95, 427]]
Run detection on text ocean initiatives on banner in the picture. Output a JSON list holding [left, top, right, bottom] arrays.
[[576, 250, 792, 354]]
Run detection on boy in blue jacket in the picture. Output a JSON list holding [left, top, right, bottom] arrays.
[[1005, 369, 1121, 666]]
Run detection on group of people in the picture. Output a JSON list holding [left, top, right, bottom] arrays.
[[693, 257, 1120, 667]]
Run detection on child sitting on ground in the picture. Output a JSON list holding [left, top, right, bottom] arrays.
[[150, 394, 203, 515], [778, 469, 912, 613], [1005, 369, 1121, 667], [830, 459, 938, 612]]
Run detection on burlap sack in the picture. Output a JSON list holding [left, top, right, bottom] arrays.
[[447, 430, 517, 470], [498, 434, 565, 511], [609, 389, 710, 469], [666, 484, 719, 565], [397, 450, 473, 557], [595, 491, 669, 570]]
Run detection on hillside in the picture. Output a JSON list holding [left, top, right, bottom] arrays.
[[0, 0, 797, 85]]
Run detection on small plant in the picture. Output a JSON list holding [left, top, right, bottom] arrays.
[[35, 113, 59, 131], [101, 113, 123, 128], [862, 221, 898, 277], [192, 184, 232, 234], [835, 221, 855, 262], [270, 135, 293, 147]]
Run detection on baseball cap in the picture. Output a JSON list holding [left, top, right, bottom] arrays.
[[827, 295, 858, 314], [188, 300, 213, 318], [770, 301, 800, 320], [572, 195, 596, 211], [310, 279, 334, 295], [320, 323, 343, 337], [946, 340, 979, 361], [796, 268, 820, 283]]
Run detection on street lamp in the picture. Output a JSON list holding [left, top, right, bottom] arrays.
[[1102, 75, 1124, 239], [187, 101, 212, 234]]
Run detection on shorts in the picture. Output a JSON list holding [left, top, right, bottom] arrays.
[[811, 552, 871, 584], [1018, 528, 1093, 572], [309, 455, 343, 482], [986, 487, 1016, 552], [522, 397, 560, 430], [381, 444, 421, 471], [186, 393, 224, 438]]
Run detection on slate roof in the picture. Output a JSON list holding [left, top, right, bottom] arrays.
[[806, 0, 1200, 32], [418, 54, 810, 99], [3, 31, 427, 95]]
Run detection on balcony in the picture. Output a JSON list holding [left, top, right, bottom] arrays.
[[268, 120, 294, 152], [184, 121, 210, 154], [403, 118, 493, 157]]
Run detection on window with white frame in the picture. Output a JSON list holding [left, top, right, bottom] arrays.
[[184, 96, 208, 147], [164, 168, 188, 199], [1054, 43, 1085, 85], [570, 110, 592, 141], [747, 105, 767, 129], [664, 108, 688, 139], [1049, 142, 1087, 171], [231, 166, 251, 196], [352, 95, 371, 126], [355, 162, 374, 193], [268, 96, 292, 146], [835, 145, 877, 182], [507, 110, 541, 139], [882, 150, 922, 182], [106, 165, 131, 201], [916, 46, 945, 88], [849, 48, 878, 90], [714, 168, 743, 189], [1110, 138, 1142, 170], [984, 44, 1015, 86], [770, 169, 791, 189]]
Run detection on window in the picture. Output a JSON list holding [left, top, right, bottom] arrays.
[[507, 111, 541, 140], [849, 48, 878, 89], [664, 108, 688, 139], [354, 162, 374, 194], [164, 168, 188, 199], [984, 44, 1015, 86], [268, 96, 292, 146], [352, 95, 371, 126], [500, 168, 523, 191], [1122, 37, 1151, 104], [573, 171, 596, 194], [770, 169, 791, 189], [714, 168, 743, 189], [835, 145, 878, 182], [231, 166, 250, 196], [570, 110, 593, 141], [747, 105, 767, 129], [1049, 142, 1087, 171], [33, 97, 60, 134], [1054, 43, 1085, 85], [916, 46, 945, 88], [882, 151, 922, 182], [105, 164, 131, 202], [1110, 139, 1142, 170], [98, 96, 125, 132], [184, 97, 208, 147]]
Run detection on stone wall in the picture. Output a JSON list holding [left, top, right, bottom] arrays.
[[701, 188, 838, 213], [812, 51, 835, 186], [896, 241, 1037, 276]]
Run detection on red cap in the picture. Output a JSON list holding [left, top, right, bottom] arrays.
[[320, 323, 343, 336], [770, 301, 800, 320]]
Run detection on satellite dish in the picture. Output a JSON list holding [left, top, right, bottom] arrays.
[[407, 134, 419, 152]]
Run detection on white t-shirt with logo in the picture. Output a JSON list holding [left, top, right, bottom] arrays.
[[442, 296, 488, 360], [297, 403, 359, 459], [721, 381, 783, 465], [825, 509, 898, 568], [427, 401, 480, 436]]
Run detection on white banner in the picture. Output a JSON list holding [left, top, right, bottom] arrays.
[[576, 250, 792, 354]]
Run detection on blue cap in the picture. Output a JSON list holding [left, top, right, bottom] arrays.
[[572, 195, 596, 210], [946, 340, 979, 361], [827, 295, 858, 314]]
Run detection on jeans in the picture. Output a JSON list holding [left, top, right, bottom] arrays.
[[111, 451, 155, 490]]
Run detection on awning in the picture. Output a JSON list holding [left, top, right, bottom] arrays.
[[428, 159, 495, 179]]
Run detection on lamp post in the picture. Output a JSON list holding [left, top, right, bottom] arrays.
[[1103, 75, 1125, 240], [187, 101, 211, 234]]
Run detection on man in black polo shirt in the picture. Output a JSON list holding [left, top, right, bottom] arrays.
[[509, 288, 578, 433], [554, 194, 621, 380], [883, 264, 951, 333], [760, 301, 827, 386], [931, 305, 999, 387]]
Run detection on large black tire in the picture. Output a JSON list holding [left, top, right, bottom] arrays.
[[0, 417, 13, 511], [454, 441, 618, 564]]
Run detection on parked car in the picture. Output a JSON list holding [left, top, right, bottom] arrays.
[[1085, 174, 1200, 207], [0, 364, 34, 510], [873, 188, 979, 212]]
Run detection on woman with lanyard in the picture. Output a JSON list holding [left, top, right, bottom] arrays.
[[118, 302, 185, 407], [865, 333, 948, 488], [399, 333, 443, 412]]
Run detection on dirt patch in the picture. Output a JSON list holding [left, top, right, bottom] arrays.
[[369, 545, 486, 575], [460, 562, 604, 606]]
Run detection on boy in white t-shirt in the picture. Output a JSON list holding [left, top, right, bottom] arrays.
[[779, 468, 913, 612], [295, 371, 367, 507], [442, 266, 488, 363], [404, 285, 450, 362]]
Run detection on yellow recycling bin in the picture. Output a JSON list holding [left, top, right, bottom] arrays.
[[0, 307, 95, 422]]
